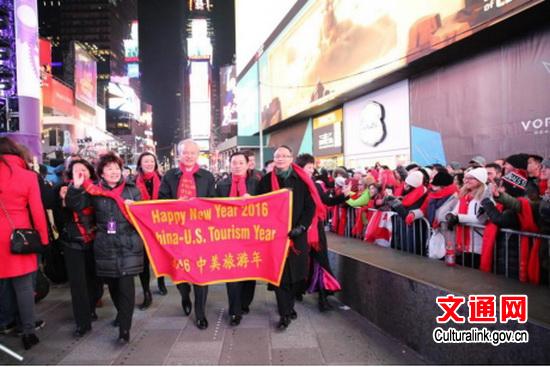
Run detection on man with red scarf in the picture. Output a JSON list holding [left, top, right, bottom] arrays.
[[258, 145, 317, 330], [215, 152, 259, 326], [158, 139, 216, 330]]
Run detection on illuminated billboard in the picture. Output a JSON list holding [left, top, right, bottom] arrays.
[[74, 42, 97, 108], [220, 65, 237, 127], [235, 0, 298, 75], [108, 82, 140, 118], [259, 0, 541, 129], [236, 63, 259, 136], [15, 0, 40, 99], [124, 21, 138, 62], [187, 19, 212, 60], [189, 60, 211, 140]]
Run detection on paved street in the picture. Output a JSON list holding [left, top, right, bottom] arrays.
[[0, 282, 426, 365]]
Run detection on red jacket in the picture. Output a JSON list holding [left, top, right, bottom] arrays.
[[0, 155, 49, 278]]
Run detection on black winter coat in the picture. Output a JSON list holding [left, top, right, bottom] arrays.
[[159, 167, 216, 199], [258, 170, 315, 285], [313, 182, 348, 271], [67, 180, 144, 278], [63, 183, 96, 251], [215, 175, 259, 197]]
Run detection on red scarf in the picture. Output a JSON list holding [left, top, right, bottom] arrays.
[[455, 194, 473, 253], [401, 185, 427, 207], [479, 203, 503, 273], [271, 163, 326, 251], [229, 174, 248, 197], [82, 179, 130, 222], [72, 207, 95, 244], [517, 197, 541, 284], [177, 163, 199, 199], [136, 171, 160, 200]]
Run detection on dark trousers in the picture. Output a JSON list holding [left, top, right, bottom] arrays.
[[0, 278, 17, 326], [105, 275, 135, 334], [0, 273, 35, 334], [64, 247, 97, 329], [139, 252, 151, 293], [226, 280, 256, 316], [177, 283, 208, 320], [275, 285, 295, 318]]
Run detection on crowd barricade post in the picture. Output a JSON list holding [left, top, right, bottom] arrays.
[[337, 208, 550, 287]]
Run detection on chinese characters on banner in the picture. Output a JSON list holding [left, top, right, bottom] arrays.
[[127, 190, 292, 286]]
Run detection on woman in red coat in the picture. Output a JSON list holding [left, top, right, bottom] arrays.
[[0, 137, 49, 350]]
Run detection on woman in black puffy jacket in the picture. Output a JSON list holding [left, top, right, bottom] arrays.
[[67, 152, 143, 344]]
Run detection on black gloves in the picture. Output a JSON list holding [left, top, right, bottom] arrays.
[[288, 225, 306, 239], [445, 213, 459, 230]]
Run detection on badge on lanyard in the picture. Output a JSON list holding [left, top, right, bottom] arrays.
[[107, 218, 117, 234]]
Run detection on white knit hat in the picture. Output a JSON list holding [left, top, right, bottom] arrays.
[[405, 170, 424, 188], [465, 167, 488, 184]]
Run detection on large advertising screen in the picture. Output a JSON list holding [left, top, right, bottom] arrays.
[[189, 61, 211, 140], [259, 0, 541, 129], [220, 65, 237, 127], [235, 0, 298, 75], [236, 63, 259, 136], [410, 26, 550, 164], [344, 80, 410, 169], [42, 73, 75, 116], [74, 42, 97, 108], [108, 82, 140, 118], [15, 0, 40, 99]]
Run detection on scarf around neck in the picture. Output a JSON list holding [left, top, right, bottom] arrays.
[[82, 179, 130, 222], [177, 163, 199, 199], [136, 171, 160, 200], [230, 174, 248, 197], [271, 163, 326, 251]]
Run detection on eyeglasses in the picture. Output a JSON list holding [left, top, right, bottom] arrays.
[[274, 155, 292, 159]]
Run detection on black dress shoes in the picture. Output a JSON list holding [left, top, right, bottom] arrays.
[[157, 278, 168, 295], [229, 315, 242, 326], [277, 316, 291, 331], [196, 318, 208, 330], [139, 290, 152, 310], [289, 309, 297, 320], [118, 330, 130, 344], [73, 325, 91, 338], [22, 333, 40, 350], [181, 298, 192, 316]]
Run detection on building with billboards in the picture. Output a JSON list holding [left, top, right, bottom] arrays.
[[234, 0, 549, 169]]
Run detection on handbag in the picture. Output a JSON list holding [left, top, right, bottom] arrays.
[[0, 198, 45, 255]]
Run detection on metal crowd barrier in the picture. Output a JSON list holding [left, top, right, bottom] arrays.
[[330, 206, 550, 286]]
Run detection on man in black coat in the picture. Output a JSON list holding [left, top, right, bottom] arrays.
[[258, 145, 315, 330], [158, 139, 216, 330], [216, 152, 259, 326]]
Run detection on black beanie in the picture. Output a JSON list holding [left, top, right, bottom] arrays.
[[431, 171, 454, 187], [505, 154, 529, 171]]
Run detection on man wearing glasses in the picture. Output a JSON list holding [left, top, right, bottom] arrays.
[[158, 139, 216, 330], [258, 145, 315, 330]]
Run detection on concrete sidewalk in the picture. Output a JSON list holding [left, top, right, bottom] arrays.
[[0, 282, 426, 365]]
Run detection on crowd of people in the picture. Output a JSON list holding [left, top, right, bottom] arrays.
[[313, 154, 550, 282], [1, 133, 548, 353]]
